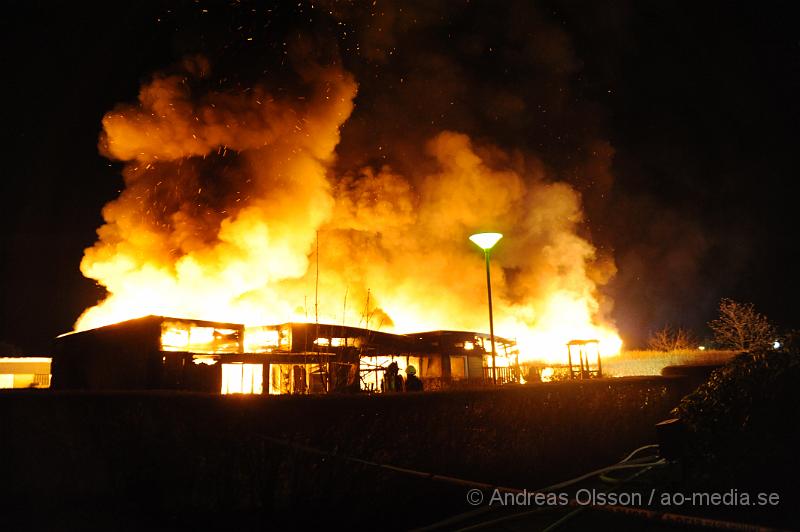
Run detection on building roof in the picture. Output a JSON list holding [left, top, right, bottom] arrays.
[[407, 329, 516, 345]]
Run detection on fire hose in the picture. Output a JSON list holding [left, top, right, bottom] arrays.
[[261, 435, 783, 531]]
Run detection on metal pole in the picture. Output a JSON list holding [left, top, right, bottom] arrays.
[[596, 344, 603, 378], [567, 344, 574, 379], [485, 250, 497, 385]]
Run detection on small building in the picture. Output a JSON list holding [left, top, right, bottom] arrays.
[[566, 339, 602, 379], [408, 331, 520, 387], [0, 357, 52, 389], [53, 316, 242, 392]]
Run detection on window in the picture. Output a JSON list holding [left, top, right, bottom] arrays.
[[450, 356, 467, 380], [161, 321, 242, 354], [221, 363, 263, 394]]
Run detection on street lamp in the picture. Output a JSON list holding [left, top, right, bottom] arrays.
[[469, 232, 503, 385]]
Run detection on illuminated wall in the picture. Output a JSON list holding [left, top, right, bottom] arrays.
[[0, 357, 52, 389]]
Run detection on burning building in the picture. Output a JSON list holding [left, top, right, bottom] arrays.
[[66, 44, 625, 368], [52, 316, 519, 394]]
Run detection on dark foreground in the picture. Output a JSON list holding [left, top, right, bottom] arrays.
[[0, 373, 787, 530]]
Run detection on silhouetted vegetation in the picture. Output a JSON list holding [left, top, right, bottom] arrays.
[[673, 350, 800, 496], [709, 298, 776, 351], [0, 378, 692, 530], [648, 325, 696, 352]]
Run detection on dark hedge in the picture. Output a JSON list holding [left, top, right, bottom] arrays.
[[0, 377, 692, 530], [672, 351, 800, 497]]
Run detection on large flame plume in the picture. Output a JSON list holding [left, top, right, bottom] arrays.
[[77, 57, 621, 363]]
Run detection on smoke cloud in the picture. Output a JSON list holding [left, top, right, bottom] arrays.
[[77, 2, 622, 360], [79, 58, 358, 328]]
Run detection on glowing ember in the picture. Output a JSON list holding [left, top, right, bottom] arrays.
[[75, 57, 622, 365]]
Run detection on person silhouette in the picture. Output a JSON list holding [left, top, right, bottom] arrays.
[[405, 365, 423, 392]]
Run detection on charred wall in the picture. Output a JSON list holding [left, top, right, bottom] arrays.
[[52, 316, 163, 390]]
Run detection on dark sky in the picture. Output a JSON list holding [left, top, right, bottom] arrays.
[[1, 0, 798, 353]]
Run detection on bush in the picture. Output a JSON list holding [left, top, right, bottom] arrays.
[[672, 350, 800, 492], [0, 379, 692, 529]]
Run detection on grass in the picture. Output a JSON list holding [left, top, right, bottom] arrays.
[[523, 349, 736, 380], [601, 349, 736, 377]]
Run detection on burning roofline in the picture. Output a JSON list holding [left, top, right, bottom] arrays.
[[407, 330, 516, 345], [58, 315, 244, 338], [58, 315, 518, 347]]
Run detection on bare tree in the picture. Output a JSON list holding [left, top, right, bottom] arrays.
[[708, 298, 776, 351], [648, 325, 696, 351], [648, 327, 673, 352], [672, 327, 696, 351]]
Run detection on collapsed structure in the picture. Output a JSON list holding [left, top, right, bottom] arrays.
[[52, 316, 519, 394]]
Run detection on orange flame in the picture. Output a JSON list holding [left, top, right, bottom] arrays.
[[76, 59, 622, 365]]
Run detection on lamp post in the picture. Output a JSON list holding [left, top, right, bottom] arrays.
[[469, 232, 503, 385]]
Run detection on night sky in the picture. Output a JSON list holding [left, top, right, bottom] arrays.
[[1, 0, 798, 353]]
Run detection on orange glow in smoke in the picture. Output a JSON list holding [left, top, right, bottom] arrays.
[[74, 58, 622, 365]]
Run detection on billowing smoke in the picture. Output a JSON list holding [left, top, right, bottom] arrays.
[[77, 2, 622, 361], [78, 57, 357, 328], [320, 131, 616, 352]]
